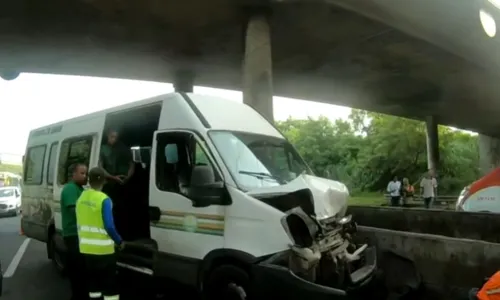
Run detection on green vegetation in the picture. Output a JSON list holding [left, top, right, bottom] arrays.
[[349, 192, 386, 206], [0, 163, 23, 175], [276, 109, 478, 197]]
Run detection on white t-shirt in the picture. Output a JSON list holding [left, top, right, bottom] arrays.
[[387, 181, 401, 197], [420, 177, 437, 198]]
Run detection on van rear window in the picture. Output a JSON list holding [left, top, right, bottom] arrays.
[[24, 145, 47, 185]]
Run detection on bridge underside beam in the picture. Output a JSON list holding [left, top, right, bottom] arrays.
[[173, 69, 194, 93], [479, 134, 500, 175], [242, 12, 274, 123]]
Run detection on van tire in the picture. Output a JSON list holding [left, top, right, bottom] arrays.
[[203, 265, 250, 300], [48, 233, 66, 276]]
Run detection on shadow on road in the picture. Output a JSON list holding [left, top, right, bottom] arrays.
[[119, 269, 199, 300]]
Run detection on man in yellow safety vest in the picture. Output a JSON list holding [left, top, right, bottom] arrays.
[[76, 167, 125, 300]]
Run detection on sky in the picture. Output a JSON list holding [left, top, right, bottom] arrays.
[[0, 73, 352, 157]]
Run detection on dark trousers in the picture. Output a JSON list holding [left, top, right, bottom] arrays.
[[64, 236, 88, 300], [84, 254, 118, 299], [424, 197, 433, 209], [103, 183, 130, 239], [390, 196, 400, 206]]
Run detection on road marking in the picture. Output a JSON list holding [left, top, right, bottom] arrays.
[[4, 238, 31, 278]]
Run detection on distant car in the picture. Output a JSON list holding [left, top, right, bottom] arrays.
[[0, 186, 22, 216]]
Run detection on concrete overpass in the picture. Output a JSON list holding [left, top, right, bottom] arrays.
[[2, 0, 500, 171]]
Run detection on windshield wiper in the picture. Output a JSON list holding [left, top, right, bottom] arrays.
[[239, 171, 281, 181]]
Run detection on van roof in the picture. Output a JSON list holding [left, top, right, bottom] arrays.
[[29, 93, 169, 134], [28, 92, 283, 139], [188, 94, 282, 138]]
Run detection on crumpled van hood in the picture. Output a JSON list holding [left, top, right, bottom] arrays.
[[247, 174, 349, 220]]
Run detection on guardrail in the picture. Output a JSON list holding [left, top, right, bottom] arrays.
[[384, 194, 456, 202], [347, 205, 500, 243]]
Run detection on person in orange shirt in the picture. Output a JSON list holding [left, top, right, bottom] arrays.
[[401, 178, 414, 206], [469, 271, 500, 300]]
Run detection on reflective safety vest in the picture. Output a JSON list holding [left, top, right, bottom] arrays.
[[478, 271, 500, 300], [76, 189, 115, 255]]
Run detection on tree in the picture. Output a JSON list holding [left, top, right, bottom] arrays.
[[276, 110, 479, 195]]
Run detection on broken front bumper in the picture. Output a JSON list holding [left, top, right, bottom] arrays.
[[252, 246, 377, 300]]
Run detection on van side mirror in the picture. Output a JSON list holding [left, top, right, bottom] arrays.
[[187, 182, 232, 207]]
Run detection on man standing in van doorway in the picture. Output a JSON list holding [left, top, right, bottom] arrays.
[[420, 169, 438, 209], [61, 163, 88, 300], [99, 129, 135, 237], [99, 129, 135, 189]]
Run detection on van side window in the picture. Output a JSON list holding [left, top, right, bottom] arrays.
[[47, 142, 58, 185], [24, 145, 47, 185], [156, 132, 221, 194], [58, 136, 93, 185]]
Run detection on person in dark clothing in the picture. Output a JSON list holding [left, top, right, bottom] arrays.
[[99, 129, 135, 194], [60, 163, 88, 300], [99, 129, 135, 239]]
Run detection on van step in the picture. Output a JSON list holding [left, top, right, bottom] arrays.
[[117, 262, 153, 276]]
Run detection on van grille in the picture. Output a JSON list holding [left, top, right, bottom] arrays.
[[0, 204, 7, 209]]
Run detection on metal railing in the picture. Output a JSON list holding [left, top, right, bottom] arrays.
[[383, 194, 457, 205]]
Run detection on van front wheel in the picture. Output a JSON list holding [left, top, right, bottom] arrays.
[[203, 265, 250, 300]]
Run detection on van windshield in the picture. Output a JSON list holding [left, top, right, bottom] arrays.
[[209, 131, 312, 190]]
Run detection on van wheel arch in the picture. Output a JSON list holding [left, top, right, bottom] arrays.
[[46, 222, 66, 275], [46, 222, 55, 259], [199, 249, 256, 291]]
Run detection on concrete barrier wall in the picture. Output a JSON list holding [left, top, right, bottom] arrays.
[[357, 226, 500, 299], [348, 206, 500, 243]]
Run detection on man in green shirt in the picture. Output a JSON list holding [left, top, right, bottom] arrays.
[[60, 163, 87, 300]]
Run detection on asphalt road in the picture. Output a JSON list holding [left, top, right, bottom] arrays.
[[0, 215, 69, 299], [0, 215, 191, 300]]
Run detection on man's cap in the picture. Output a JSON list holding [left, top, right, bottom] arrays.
[[88, 167, 105, 183]]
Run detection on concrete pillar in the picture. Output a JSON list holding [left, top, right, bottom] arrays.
[[479, 134, 500, 175], [173, 69, 194, 93], [242, 12, 274, 123], [425, 116, 439, 172]]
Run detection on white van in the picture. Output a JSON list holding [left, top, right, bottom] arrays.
[[21, 93, 376, 299]]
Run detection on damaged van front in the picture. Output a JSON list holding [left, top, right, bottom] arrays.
[[209, 130, 377, 298], [248, 175, 377, 299]]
